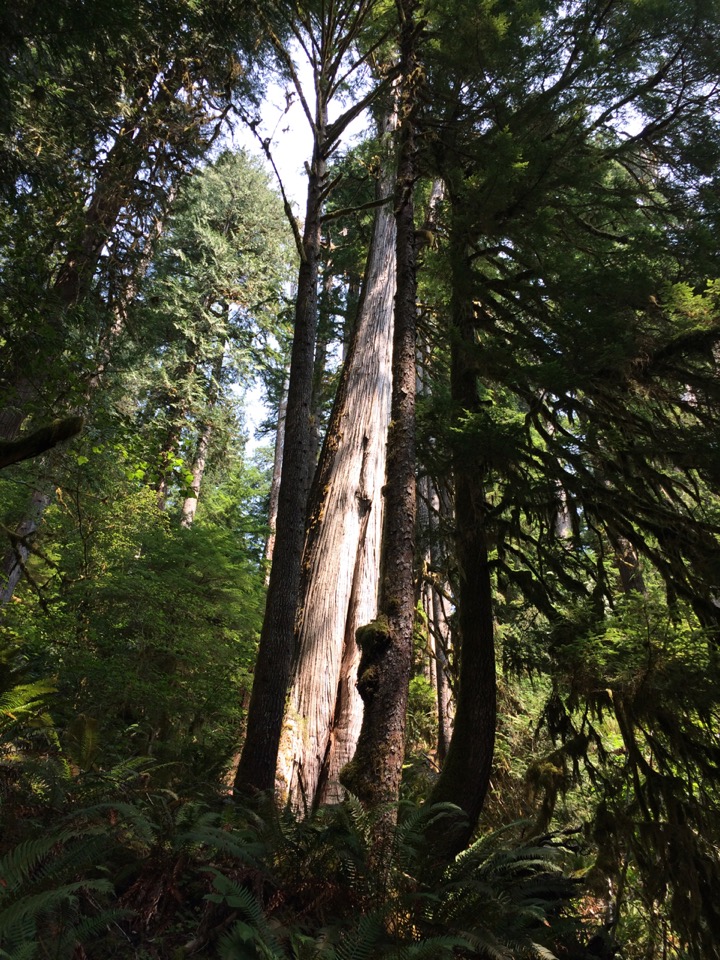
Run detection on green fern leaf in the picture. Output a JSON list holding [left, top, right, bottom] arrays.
[[334, 913, 386, 960], [0, 879, 113, 940]]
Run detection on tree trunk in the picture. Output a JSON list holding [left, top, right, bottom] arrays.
[[0, 487, 53, 607], [431, 570, 453, 767], [263, 380, 288, 580], [233, 0, 391, 797], [341, 2, 419, 813], [423, 478, 454, 767], [416, 181, 453, 767], [428, 215, 496, 856], [234, 140, 326, 796], [613, 533, 646, 595], [277, 119, 396, 810], [180, 345, 226, 528]]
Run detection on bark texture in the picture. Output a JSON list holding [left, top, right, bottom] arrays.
[[233, 0, 392, 795], [277, 126, 396, 810], [342, 4, 419, 812], [234, 154, 326, 795]]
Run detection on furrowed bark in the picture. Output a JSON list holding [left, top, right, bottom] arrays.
[[277, 125, 396, 809], [234, 151, 326, 795], [342, 2, 420, 812], [234, 0, 391, 798]]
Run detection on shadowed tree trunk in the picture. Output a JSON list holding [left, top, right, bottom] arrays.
[[0, 487, 54, 606], [612, 533, 647, 596], [423, 478, 454, 767], [0, 417, 83, 472], [263, 380, 288, 581], [234, 0, 392, 796], [428, 215, 496, 856], [234, 151, 326, 794], [341, 0, 420, 813], [431, 571, 453, 766], [277, 114, 396, 810]]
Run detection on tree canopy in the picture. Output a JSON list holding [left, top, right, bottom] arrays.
[[2, 1, 720, 957]]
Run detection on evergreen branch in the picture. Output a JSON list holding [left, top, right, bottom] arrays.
[[0, 416, 83, 470], [321, 194, 393, 224], [325, 75, 394, 153]]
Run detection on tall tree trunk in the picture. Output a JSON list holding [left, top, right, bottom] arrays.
[[233, 0, 391, 797], [424, 478, 454, 767], [180, 344, 226, 528], [307, 266, 334, 472], [431, 571, 453, 766], [341, 1, 420, 813], [428, 215, 496, 856], [234, 143, 326, 796], [263, 380, 288, 580], [612, 533, 646, 595], [277, 118, 396, 810], [416, 180, 453, 766]]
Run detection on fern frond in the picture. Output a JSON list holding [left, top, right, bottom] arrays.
[[0, 939, 37, 960], [334, 912, 386, 960], [0, 878, 113, 941], [208, 869, 285, 958], [529, 943, 559, 959], [0, 830, 79, 895], [0, 679, 56, 720], [68, 800, 158, 846], [383, 932, 470, 959], [53, 907, 129, 956], [181, 823, 265, 864]]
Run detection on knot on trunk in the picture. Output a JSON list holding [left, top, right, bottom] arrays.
[[355, 615, 390, 701]]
